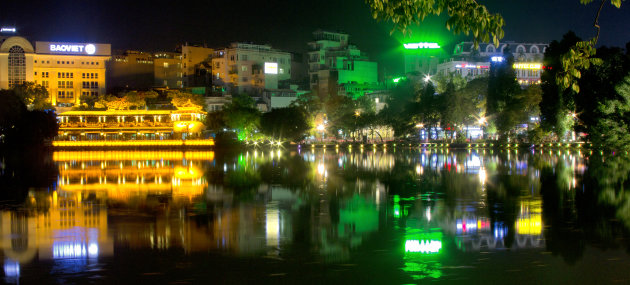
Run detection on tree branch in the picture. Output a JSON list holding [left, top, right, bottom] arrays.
[[593, 0, 606, 44]]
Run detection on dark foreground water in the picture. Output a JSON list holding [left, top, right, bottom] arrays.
[[1, 148, 630, 284]]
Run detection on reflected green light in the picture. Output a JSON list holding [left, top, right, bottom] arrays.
[[404, 42, 440, 49], [405, 240, 442, 253]]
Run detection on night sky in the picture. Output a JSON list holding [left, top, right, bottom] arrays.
[[3, 0, 629, 75]]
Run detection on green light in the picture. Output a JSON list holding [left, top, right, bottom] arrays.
[[404, 42, 440, 49], [393, 77, 404, 83], [405, 240, 442, 253]]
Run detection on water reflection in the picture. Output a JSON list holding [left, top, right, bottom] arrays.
[[0, 148, 628, 283]]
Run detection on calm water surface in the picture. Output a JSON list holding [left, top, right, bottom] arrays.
[[1, 148, 630, 284]]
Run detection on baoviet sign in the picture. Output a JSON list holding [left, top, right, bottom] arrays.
[[35, 41, 111, 56]]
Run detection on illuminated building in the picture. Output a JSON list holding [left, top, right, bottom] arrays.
[[307, 30, 377, 97], [438, 41, 548, 84], [211, 42, 291, 96], [56, 109, 207, 140], [403, 42, 447, 76], [0, 35, 110, 106], [181, 44, 214, 89]]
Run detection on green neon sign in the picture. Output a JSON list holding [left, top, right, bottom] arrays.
[[404, 42, 440, 49]]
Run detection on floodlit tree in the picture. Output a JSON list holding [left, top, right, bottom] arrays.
[[366, 0, 505, 47], [12, 82, 52, 110], [167, 90, 205, 110]]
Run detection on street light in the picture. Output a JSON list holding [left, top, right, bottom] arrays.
[[424, 74, 432, 83], [317, 124, 325, 143]]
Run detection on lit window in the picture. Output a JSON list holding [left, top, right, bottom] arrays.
[[164, 62, 169, 68]]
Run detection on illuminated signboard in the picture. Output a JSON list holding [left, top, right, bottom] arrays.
[[0, 27, 16, 33], [455, 63, 489, 69], [35, 42, 111, 56], [491, 56, 504, 62], [513, 63, 542, 69], [264, 62, 278, 74], [405, 240, 442, 253], [404, 42, 440, 49]]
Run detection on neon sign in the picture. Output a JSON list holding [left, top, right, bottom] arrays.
[[513, 63, 542, 69], [404, 42, 440, 49], [491, 56, 504, 62], [1, 27, 16, 33], [49, 43, 96, 55]]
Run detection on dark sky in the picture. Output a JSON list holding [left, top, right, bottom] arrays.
[[2, 0, 629, 75]]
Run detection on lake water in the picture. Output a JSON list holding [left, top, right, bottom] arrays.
[[1, 148, 629, 284]]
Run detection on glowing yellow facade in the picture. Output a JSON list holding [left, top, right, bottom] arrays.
[[0, 36, 110, 106], [56, 109, 207, 140]]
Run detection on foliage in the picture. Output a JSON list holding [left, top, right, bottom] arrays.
[[167, 90, 205, 110], [557, 39, 602, 93], [260, 107, 310, 142], [487, 54, 522, 140], [221, 94, 261, 141], [433, 72, 466, 94], [365, 0, 505, 47], [540, 32, 582, 137], [12, 82, 52, 110], [0, 90, 57, 146], [378, 79, 419, 137], [588, 74, 630, 150]]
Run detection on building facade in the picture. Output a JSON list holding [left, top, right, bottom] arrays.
[[307, 30, 378, 97], [437, 41, 548, 85], [211, 43, 291, 96], [0, 36, 110, 106]]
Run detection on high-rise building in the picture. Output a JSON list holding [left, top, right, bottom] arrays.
[[307, 30, 377, 97], [211, 43, 291, 96], [0, 35, 110, 106]]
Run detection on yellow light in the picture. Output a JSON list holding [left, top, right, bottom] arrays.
[[513, 63, 542, 70]]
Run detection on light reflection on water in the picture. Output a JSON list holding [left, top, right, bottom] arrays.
[[0, 148, 627, 284]]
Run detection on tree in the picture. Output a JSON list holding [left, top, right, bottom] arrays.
[[12, 82, 52, 110], [222, 94, 261, 141], [260, 107, 310, 142], [487, 51, 523, 141], [588, 74, 630, 150], [540, 32, 582, 138], [125, 91, 146, 109], [167, 90, 205, 110], [104, 95, 130, 110], [366, 0, 505, 47], [379, 79, 419, 137]]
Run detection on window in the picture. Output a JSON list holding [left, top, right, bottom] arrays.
[[42, 81, 49, 88], [34, 60, 38, 63], [163, 62, 169, 68], [67, 91, 74, 98], [67, 81, 73, 88], [82, 73, 86, 79], [58, 91, 65, 98], [34, 72, 38, 76], [241, 66, 247, 71], [8, 45, 26, 88], [83, 82, 89, 88]]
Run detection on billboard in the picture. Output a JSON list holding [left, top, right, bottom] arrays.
[[264, 62, 278, 74], [35, 42, 111, 56]]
